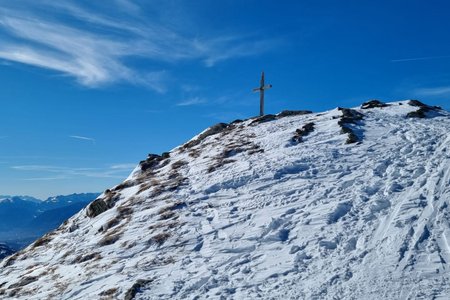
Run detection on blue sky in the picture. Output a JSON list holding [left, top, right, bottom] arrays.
[[0, 0, 449, 198]]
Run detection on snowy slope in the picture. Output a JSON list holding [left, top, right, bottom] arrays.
[[1, 100, 450, 299]]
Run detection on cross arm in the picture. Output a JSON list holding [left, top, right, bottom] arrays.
[[253, 84, 272, 92]]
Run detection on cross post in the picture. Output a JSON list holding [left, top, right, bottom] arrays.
[[253, 71, 272, 116]]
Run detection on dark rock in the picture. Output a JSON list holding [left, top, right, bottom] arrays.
[[99, 288, 118, 297], [150, 233, 171, 246], [171, 160, 188, 170], [183, 123, 231, 148], [248, 146, 264, 155], [8, 276, 38, 289], [277, 110, 313, 118], [292, 122, 315, 143], [250, 114, 277, 125], [124, 279, 153, 300], [346, 132, 359, 144], [105, 192, 121, 209], [3, 253, 17, 267], [169, 201, 187, 210], [112, 180, 135, 192], [337, 108, 364, 144], [139, 153, 170, 174], [300, 122, 315, 133], [340, 126, 360, 143], [200, 123, 229, 138], [338, 108, 364, 123], [98, 233, 122, 246], [406, 109, 426, 118], [408, 100, 441, 110], [98, 205, 134, 232], [148, 153, 162, 160], [222, 147, 245, 158], [140, 154, 164, 172], [86, 199, 108, 218], [71, 252, 101, 264], [165, 177, 189, 191], [31, 234, 53, 248], [361, 100, 389, 109], [408, 100, 428, 107], [406, 100, 441, 119]]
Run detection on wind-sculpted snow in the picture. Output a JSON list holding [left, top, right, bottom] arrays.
[[1, 101, 450, 299]]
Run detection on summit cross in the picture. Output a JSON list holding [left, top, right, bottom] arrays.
[[252, 71, 272, 117]]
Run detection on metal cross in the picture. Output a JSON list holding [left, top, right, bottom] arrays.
[[253, 71, 272, 116]]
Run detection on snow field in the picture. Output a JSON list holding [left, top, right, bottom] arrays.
[[1, 101, 450, 299]]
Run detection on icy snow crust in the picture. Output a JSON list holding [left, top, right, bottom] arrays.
[[1, 101, 450, 299]]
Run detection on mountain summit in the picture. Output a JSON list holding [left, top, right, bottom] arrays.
[[1, 100, 450, 299]]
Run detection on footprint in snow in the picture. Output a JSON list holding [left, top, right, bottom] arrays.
[[319, 240, 337, 250], [373, 160, 390, 177], [370, 197, 391, 214], [388, 182, 404, 193], [327, 202, 352, 224], [273, 163, 310, 180], [260, 217, 293, 243]]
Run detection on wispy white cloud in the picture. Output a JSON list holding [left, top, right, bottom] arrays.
[[23, 176, 69, 181], [114, 0, 141, 14], [12, 163, 135, 180], [110, 163, 137, 170], [11, 165, 54, 171], [0, 1, 278, 90], [181, 84, 202, 93], [202, 37, 282, 67], [414, 86, 450, 97], [391, 55, 450, 63], [176, 97, 207, 106], [0, 11, 167, 90], [69, 135, 96, 144]]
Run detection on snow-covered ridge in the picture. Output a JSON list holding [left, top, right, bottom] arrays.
[[0, 196, 40, 204], [1, 100, 450, 299]]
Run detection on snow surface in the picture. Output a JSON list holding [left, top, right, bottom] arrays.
[[1, 101, 450, 299]]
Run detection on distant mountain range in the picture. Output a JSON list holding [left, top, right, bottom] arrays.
[[0, 243, 14, 260], [0, 193, 99, 252]]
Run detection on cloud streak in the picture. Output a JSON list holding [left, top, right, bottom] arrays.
[[391, 55, 450, 63], [69, 135, 96, 144], [0, 1, 278, 90], [176, 97, 207, 106], [12, 163, 136, 180], [414, 86, 450, 97]]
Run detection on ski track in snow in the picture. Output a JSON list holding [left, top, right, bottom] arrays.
[[1, 101, 450, 299]]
